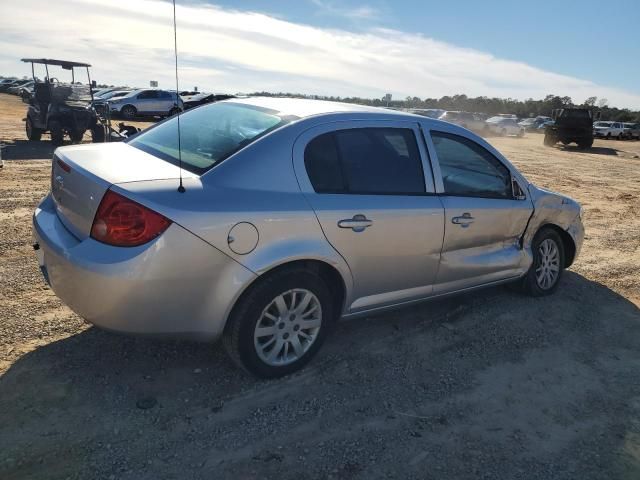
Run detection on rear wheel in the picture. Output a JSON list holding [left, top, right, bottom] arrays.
[[49, 120, 64, 146], [513, 227, 565, 297], [91, 125, 106, 143], [168, 107, 181, 117], [120, 105, 137, 119], [223, 268, 334, 378], [543, 134, 556, 146], [578, 139, 593, 149], [25, 117, 42, 141], [606, 132, 611, 139]]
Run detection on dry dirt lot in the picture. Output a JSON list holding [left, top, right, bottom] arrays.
[[1, 92, 640, 479]]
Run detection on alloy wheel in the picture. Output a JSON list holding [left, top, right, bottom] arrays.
[[536, 239, 560, 290], [254, 289, 322, 366]]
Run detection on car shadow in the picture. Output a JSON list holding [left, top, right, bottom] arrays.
[[557, 145, 619, 156], [1, 272, 640, 479]]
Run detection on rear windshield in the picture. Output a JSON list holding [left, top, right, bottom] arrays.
[[128, 102, 290, 174], [560, 109, 591, 119]]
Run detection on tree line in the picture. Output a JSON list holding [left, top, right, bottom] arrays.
[[248, 92, 640, 122]]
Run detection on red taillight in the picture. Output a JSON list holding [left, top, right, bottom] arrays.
[[90, 190, 171, 247]]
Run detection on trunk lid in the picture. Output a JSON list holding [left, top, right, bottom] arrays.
[[51, 142, 195, 239]]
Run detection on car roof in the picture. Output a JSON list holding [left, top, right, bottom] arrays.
[[227, 96, 396, 119]]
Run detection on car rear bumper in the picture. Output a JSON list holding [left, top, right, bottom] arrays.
[[33, 194, 256, 340]]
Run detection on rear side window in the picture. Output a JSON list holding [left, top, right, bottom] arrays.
[[137, 90, 158, 99], [304, 128, 425, 195], [129, 102, 290, 174]]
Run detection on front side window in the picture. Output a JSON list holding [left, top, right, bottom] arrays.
[[129, 102, 290, 174], [431, 131, 512, 199], [304, 128, 425, 195]]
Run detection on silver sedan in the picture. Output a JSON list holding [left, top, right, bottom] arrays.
[[33, 97, 584, 378]]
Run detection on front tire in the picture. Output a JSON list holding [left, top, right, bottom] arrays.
[[223, 268, 335, 378], [26, 117, 42, 141], [515, 227, 565, 297]]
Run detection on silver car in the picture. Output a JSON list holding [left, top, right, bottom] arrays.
[[108, 88, 183, 119], [33, 97, 584, 378]]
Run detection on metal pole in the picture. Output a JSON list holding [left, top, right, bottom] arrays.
[[86, 67, 93, 102]]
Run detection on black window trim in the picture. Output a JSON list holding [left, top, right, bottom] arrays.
[[430, 130, 519, 201], [305, 126, 433, 197]]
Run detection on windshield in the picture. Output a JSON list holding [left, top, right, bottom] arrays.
[[128, 102, 291, 174]]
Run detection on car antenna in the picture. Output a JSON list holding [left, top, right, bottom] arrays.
[[172, 0, 185, 193]]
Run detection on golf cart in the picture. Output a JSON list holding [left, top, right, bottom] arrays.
[[22, 58, 104, 145]]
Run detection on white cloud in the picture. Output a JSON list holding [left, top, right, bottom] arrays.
[[1, 0, 639, 108], [310, 0, 380, 20]]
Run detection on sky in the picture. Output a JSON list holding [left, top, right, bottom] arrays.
[[1, 0, 639, 108]]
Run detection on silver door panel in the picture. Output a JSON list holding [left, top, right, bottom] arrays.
[[292, 120, 445, 312]]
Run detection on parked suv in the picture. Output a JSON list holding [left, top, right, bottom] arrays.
[[108, 89, 183, 119], [593, 121, 624, 139], [438, 111, 485, 131]]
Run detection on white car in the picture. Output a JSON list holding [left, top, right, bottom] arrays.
[[485, 117, 525, 137], [438, 111, 486, 131], [593, 121, 624, 139]]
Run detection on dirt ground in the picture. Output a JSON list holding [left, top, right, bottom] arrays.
[[1, 92, 640, 479]]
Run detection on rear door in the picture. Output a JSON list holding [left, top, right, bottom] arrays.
[[156, 91, 175, 114], [425, 128, 533, 293], [293, 120, 444, 313]]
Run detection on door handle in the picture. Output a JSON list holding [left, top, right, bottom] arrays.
[[338, 214, 373, 232], [452, 212, 474, 228]]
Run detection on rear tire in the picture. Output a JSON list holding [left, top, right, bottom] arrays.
[[69, 129, 85, 143], [223, 268, 335, 378], [91, 125, 106, 143], [26, 117, 42, 141], [578, 139, 593, 149], [120, 105, 137, 119], [513, 227, 565, 297], [168, 107, 181, 117], [49, 120, 64, 146]]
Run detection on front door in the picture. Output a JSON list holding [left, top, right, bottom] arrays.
[[427, 130, 533, 292], [293, 121, 445, 313]]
